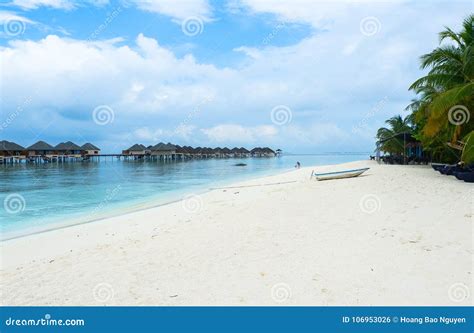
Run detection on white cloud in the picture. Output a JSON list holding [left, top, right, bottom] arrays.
[[133, 124, 197, 143], [128, 0, 212, 21], [0, 10, 35, 24], [0, 1, 470, 153], [201, 124, 278, 143], [8, 0, 76, 10], [7, 0, 109, 10]]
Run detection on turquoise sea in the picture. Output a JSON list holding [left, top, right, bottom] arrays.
[[0, 154, 367, 239]]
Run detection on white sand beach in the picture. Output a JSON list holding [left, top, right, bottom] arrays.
[[0, 161, 472, 306]]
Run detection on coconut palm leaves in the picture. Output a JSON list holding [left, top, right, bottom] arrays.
[[404, 14, 474, 161], [376, 115, 412, 155]]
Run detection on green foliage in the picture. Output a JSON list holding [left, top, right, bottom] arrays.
[[461, 131, 474, 164], [376, 115, 412, 155], [377, 14, 474, 163]]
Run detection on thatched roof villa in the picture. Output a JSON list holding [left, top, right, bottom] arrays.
[[0, 140, 25, 157], [26, 141, 56, 157], [0, 140, 25, 156], [81, 143, 101, 155], [122, 144, 147, 155], [55, 141, 82, 156], [151, 142, 176, 155]]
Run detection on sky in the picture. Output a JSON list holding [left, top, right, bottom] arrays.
[[0, 0, 472, 153]]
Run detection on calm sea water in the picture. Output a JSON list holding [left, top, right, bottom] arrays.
[[0, 154, 367, 239]]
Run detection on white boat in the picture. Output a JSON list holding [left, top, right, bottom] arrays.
[[311, 167, 369, 181]]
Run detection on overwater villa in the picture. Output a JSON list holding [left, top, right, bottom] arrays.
[[0, 140, 101, 164], [81, 143, 101, 155], [120, 143, 276, 160], [1, 139, 277, 164], [26, 141, 56, 158], [0, 140, 25, 156], [122, 144, 147, 155], [55, 141, 83, 157], [0, 141, 26, 164]]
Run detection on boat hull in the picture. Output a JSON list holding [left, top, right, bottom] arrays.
[[312, 167, 369, 181]]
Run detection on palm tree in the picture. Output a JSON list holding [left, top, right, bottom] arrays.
[[409, 14, 474, 143], [376, 115, 413, 155]]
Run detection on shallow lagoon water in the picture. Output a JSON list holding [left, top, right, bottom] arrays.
[[0, 154, 367, 238]]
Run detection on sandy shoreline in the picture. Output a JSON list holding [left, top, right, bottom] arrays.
[[0, 160, 472, 306]]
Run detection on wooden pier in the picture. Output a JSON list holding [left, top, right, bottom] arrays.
[[1, 140, 279, 165]]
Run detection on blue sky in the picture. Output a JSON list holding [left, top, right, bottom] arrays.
[[0, 0, 472, 153]]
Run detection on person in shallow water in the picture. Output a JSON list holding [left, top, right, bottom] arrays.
[[295, 161, 301, 169]]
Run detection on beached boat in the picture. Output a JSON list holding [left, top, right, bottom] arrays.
[[311, 167, 369, 181]]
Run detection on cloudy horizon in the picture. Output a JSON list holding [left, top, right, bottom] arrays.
[[0, 0, 472, 153]]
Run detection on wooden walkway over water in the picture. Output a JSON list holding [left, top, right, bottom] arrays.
[[0, 152, 268, 164]]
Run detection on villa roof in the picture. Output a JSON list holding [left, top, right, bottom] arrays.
[[81, 143, 100, 150], [55, 141, 82, 151], [126, 144, 146, 151], [26, 140, 55, 150], [240, 147, 250, 153], [0, 140, 25, 151], [164, 143, 177, 150]]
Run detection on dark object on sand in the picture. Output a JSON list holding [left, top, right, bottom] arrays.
[[454, 171, 474, 183], [439, 165, 464, 175], [234, 163, 247, 166]]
